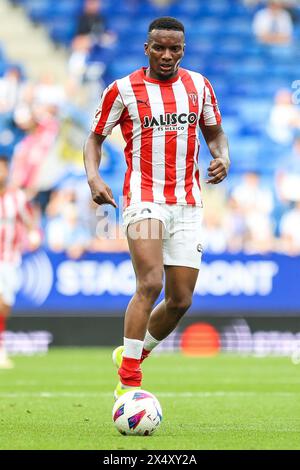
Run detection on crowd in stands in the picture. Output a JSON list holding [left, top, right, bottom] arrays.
[[1, 0, 300, 257]]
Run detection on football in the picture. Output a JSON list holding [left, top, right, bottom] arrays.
[[112, 390, 162, 436]]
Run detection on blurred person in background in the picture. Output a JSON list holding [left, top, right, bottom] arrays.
[[76, 0, 116, 48], [245, 0, 300, 24], [0, 155, 41, 368], [276, 133, 300, 203], [45, 193, 91, 259], [231, 172, 274, 215], [76, 0, 106, 39], [230, 172, 275, 253], [0, 66, 24, 116], [279, 200, 300, 254], [84, 17, 230, 399], [224, 196, 248, 253], [252, 0, 293, 45], [33, 72, 66, 109], [201, 209, 228, 254], [10, 102, 60, 201], [74, 0, 116, 113], [267, 88, 300, 145], [68, 35, 91, 87], [201, 185, 229, 253]]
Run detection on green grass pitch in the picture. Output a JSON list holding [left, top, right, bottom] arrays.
[[0, 348, 300, 450]]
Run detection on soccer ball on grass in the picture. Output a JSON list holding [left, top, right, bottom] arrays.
[[112, 389, 162, 436]]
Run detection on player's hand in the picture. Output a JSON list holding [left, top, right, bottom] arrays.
[[206, 157, 230, 185], [88, 176, 118, 208]]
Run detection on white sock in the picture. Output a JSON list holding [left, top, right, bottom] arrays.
[[123, 337, 144, 360], [143, 330, 161, 352]]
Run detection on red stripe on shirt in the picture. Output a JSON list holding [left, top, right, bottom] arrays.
[[94, 82, 120, 135], [159, 84, 177, 204], [194, 140, 201, 191], [119, 107, 134, 208], [179, 70, 199, 205], [199, 82, 206, 127], [0, 189, 31, 263], [130, 72, 154, 203], [204, 77, 221, 125], [10, 191, 20, 263]]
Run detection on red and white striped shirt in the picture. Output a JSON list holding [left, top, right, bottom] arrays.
[[92, 67, 221, 207], [0, 188, 33, 264]]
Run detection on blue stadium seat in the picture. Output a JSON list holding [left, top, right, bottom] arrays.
[[46, 18, 77, 46], [25, 0, 54, 23]]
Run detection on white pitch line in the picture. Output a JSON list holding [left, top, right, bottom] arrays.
[[0, 391, 299, 398]]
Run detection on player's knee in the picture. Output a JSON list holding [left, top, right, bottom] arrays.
[[137, 273, 163, 302], [166, 295, 192, 316]]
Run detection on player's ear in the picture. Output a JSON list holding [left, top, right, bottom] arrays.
[[144, 43, 149, 56]]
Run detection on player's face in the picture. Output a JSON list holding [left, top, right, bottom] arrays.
[[145, 29, 185, 81], [0, 160, 9, 187]]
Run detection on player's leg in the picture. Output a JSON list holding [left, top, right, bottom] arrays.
[[141, 266, 199, 361], [141, 205, 203, 360], [0, 298, 13, 369], [116, 217, 164, 395]]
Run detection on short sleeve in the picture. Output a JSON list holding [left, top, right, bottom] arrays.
[[200, 77, 222, 127], [91, 81, 125, 136]]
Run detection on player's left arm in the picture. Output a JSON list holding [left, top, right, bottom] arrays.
[[200, 123, 230, 185]]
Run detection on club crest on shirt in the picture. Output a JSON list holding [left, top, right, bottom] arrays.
[[188, 93, 198, 106]]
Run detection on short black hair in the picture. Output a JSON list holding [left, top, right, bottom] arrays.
[[148, 17, 185, 35]]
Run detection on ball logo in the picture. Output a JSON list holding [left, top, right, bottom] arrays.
[[128, 410, 146, 430], [113, 404, 125, 421], [20, 250, 53, 305]]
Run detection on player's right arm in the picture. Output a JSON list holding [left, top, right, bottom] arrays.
[[83, 81, 125, 208], [84, 132, 117, 208]]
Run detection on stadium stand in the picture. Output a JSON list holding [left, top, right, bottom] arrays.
[[2, 0, 300, 254]]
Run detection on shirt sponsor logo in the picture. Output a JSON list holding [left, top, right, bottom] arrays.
[[143, 112, 198, 129]]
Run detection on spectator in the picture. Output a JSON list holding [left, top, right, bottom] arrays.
[[243, 210, 275, 253], [252, 0, 293, 45], [10, 103, 59, 198], [0, 66, 23, 115], [231, 171, 274, 216], [76, 0, 116, 48], [279, 201, 300, 254], [34, 73, 66, 108], [76, 0, 106, 38], [276, 134, 300, 202], [267, 88, 300, 145], [202, 209, 228, 254], [46, 201, 91, 258], [73, 0, 115, 113], [224, 197, 248, 253], [68, 35, 91, 86], [230, 172, 275, 253]]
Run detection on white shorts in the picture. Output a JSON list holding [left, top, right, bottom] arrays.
[[123, 202, 204, 270], [0, 262, 21, 306]]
